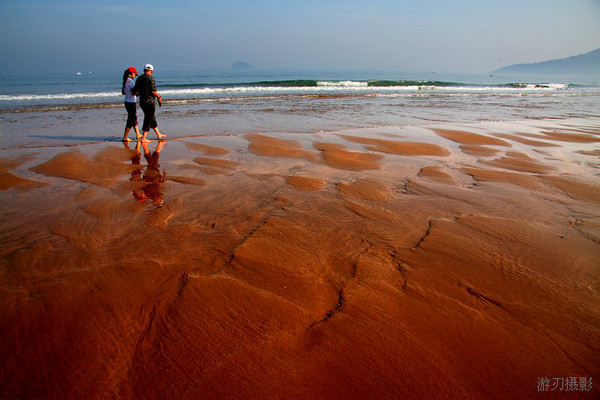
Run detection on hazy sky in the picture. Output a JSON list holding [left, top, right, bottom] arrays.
[[1, 0, 599, 74]]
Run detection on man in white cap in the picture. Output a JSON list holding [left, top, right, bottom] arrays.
[[132, 64, 166, 142]]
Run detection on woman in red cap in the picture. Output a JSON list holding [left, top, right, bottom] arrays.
[[121, 66, 141, 141]]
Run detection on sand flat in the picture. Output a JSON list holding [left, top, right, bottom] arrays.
[[433, 128, 512, 146], [540, 130, 600, 143], [30, 149, 133, 187], [247, 133, 320, 162], [285, 176, 326, 191], [418, 166, 457, 184], [480, 151, 557, 174], [0, 171, 48, 191], [1, 119, 599, 399], [336, 178, 391, 201], [193, 157, 239, 170], [494, 132, 561, 147], [183, 141, 231, 155], [459, 144, 501, 156], [313, 142, 383, 170], [339, 135, 451, 156]]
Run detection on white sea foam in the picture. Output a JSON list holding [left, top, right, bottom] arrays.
[[0, 82, 577, 104], [317, 80, 368, 87], [0, 92, 120, 101], [159, 84, 572, 96]]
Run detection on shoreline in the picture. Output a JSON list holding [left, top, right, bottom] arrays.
[[1, 117, 599, 399]]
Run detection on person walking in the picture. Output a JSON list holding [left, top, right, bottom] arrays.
[[122, 66, 141, 142], [133, 64, 166, 143]]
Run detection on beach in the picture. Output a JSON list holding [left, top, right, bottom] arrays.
[[1, 82, 600, 399]]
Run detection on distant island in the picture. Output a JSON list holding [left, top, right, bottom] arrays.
[[492, 47, 600, 75], [231, 61, 256, 71]]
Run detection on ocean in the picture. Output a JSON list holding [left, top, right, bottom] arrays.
[[1, 69, 599, 148]]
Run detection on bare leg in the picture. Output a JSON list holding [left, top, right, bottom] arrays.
[[154, 128, 166, 140], [134, 125, 142, 140], [140, 130, 152, 143], [122, 127, 133, 142]]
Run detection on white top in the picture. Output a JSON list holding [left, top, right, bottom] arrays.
[[124, 77, 136, 103]]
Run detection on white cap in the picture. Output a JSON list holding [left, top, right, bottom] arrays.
[[144, 64, 154, 71]]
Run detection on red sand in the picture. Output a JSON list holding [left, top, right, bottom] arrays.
[[1, 121, 599, 399]]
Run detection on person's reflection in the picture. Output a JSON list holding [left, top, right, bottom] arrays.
[[133, 140, 167, 207], [125, 140, 143, 182]]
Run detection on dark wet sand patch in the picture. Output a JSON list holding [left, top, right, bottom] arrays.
[[432, 128, 511, 147], [339, 135, 450, 157]]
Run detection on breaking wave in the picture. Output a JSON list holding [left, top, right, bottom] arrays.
[[0, 78, 583, 112]]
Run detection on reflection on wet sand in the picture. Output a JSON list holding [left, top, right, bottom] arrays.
[[125, 141, 143, 182], [133, 141, 167, 207], [1, 120, 599, 399]]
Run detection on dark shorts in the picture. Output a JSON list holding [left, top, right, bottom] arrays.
[[140, 101, 158, 132], [124, 101, 137, 128]]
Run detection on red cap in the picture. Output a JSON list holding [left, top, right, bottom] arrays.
[[128, 66, 138, 75]]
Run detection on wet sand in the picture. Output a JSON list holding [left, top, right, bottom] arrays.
[[1, 118, 599, 399]]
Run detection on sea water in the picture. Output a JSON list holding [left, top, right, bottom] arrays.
[[1, 69, 599, 148]]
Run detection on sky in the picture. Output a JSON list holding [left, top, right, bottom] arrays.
[[0, 0, 599, 74]]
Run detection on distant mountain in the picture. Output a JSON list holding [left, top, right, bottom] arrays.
[[231, 61, 255, 70], [493, 48, 600, 75]]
